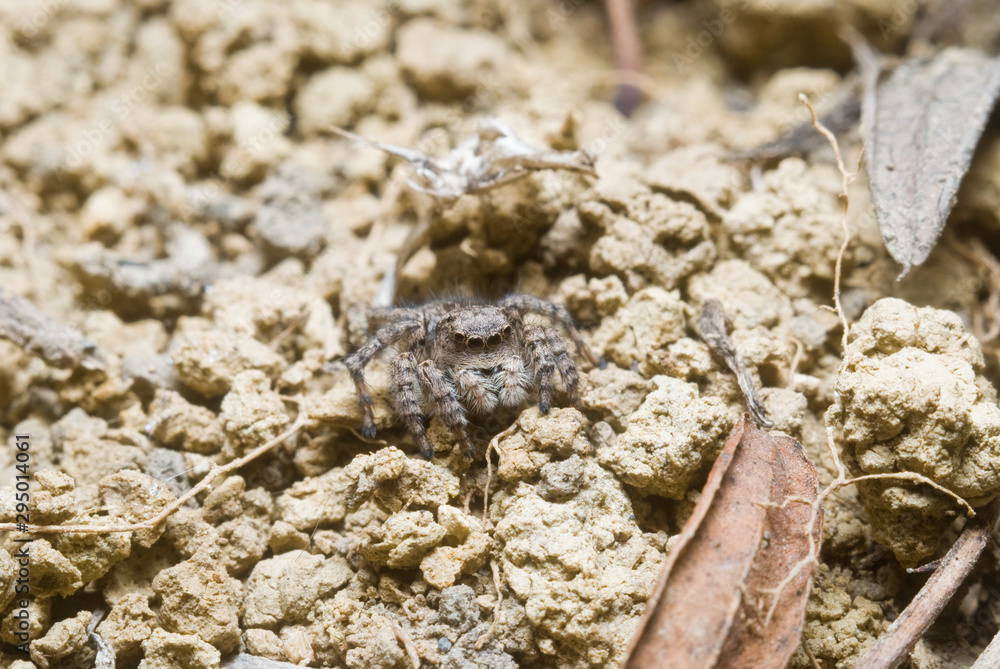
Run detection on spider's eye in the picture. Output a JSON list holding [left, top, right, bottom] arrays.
[[453, 333, 466, 345], [487, 333, 502, 348], [502, 325, 513, 338], [467, 336, 485, 352]]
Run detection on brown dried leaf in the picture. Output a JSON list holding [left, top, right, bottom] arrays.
[[719, 427, 823, 667], [864, 47, 1000, 276], [624, 415, 821, 669]]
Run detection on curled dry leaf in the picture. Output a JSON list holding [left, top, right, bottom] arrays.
[[862, 46, 1000, 276], [623, 415, 821, 669]]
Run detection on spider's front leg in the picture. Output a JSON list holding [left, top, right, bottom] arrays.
[[343, 320, 422, 439], [418, 360, 475, 459], [500, 293, 598, 366], [525, 325, 555, 413], [544, 327, 579, 403], [391, 352, 435, 460]]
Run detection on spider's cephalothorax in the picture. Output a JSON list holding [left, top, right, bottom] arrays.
[[344, 294, 597, 459]]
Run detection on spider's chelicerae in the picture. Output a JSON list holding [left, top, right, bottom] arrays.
[[345, 294, 597, 459]]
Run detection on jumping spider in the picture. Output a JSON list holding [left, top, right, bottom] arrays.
[[345, 294, 597, 459]]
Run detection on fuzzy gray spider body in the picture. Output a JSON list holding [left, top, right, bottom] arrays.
[[344, 295, 596, 459]]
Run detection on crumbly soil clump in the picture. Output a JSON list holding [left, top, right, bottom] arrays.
[[2, 1, 1000, 668]]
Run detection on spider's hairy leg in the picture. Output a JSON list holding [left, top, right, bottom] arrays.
[[367, 306, 426, 330], [544, 327, 579, 403], [525, 325, 555, 414], [343, 320, 423, 439], [500, 294, 597, 366], [392, 352, 435, 460], [419, 360, 475, 459]]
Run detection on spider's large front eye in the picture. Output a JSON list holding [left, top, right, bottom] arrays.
[[467, 336, 485, 352], [487, 333, 502, 348]]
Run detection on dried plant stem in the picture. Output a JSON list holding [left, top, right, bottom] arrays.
[[0, 413, 309, 536], [392, 620, 421, 669], [765, 98, 983, 658], [854, 496, 1000, 669], [604, 0, 643, 116], [481, 421, 518, 524], [972, 621, 1000, 669], [799, 93, 854, 351], [475, 558, 505, 650]]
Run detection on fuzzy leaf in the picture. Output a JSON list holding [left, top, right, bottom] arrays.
[[865, 48, 1000, 276]]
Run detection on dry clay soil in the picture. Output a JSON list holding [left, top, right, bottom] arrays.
[[3, 1, 1000, 668]]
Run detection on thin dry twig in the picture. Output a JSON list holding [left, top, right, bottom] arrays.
[[854, 497, 1000, 669], [803, 639, 823, 669], [475, 558, 504, 651], [0, 414, 309, 536], [799, 93, 855, 352], [845, 472, 974, 518], [392, 620, 421, 669], [481, 421, 518, 524], [604, 0, 643, 116]]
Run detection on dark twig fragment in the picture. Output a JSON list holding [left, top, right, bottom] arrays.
[[698, 299, 772, 428], [604, 0, 643, 116], [854, 497, 1000, 669], [0, 287, 106, 370], [729, 97, 861, 163]]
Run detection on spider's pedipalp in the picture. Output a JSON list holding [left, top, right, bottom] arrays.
[[498, 356, 530, 409], [391, 352, 434, 460], [455, 369, 500, 414]]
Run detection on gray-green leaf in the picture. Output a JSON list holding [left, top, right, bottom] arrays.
[[865, 48, 1000, 276]]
